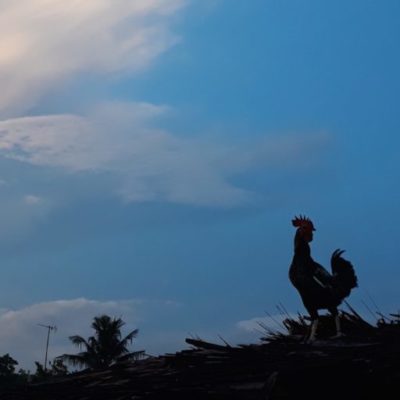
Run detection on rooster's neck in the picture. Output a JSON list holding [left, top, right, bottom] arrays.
[[294, 231, 311, 257]]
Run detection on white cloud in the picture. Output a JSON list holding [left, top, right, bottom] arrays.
[[0, 103, 253, 206], [0, 0, 186, 115], [0, 103, 330, 207], [0, 298, 184, 371], [24, 195, 42, 205]]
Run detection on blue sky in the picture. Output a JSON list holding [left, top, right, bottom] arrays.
[[0, 0, 399, 369]]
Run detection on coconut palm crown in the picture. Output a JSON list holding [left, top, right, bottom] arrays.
[[58, 315, 145, 370]]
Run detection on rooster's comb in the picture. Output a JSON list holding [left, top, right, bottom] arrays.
[[292, 215, 315, 230]]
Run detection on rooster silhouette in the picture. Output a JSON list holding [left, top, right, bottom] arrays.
[[289, 216, 358, 341]]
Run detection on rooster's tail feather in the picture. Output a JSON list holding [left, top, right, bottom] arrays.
[[331, 249, 358, 298]]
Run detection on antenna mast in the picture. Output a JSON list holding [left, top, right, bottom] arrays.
[[38, 324, 57, 371]]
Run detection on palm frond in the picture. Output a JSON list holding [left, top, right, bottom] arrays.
[[119, 329, 139, 347], [57, 354, 90, 369], [68, 335, 90, 349], [116, 350, 146, 363]]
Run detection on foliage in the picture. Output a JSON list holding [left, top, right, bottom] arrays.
[[31, 359, 69, 383], [58, 314, 145, 370], [0, 354, 30, 385], [33, 362, 47, 379], [0, 354, 18, 376], [49, 358, 69, 376]]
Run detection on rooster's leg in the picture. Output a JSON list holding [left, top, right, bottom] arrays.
[[333, 314, 344, 338], [329, 308, 344, 338], [306, 309, 319, 342], [308, 319, 318, 342]]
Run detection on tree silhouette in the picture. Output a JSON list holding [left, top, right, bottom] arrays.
[[33, 358, 69, 381], [0, 354, 18, 377], [58, 315, 144, 370]]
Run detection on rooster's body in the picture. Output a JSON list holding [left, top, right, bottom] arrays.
[[289, 216, 358, 340]]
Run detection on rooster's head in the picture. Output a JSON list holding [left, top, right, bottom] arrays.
[[292, 215, 315, 242]]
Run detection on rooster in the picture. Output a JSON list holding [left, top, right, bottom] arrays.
[[289, 215, 358, 341]]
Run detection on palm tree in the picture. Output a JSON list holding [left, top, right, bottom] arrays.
[[58, 315, 145, 370]]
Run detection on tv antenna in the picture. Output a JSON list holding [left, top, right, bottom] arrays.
[[38, 324, 57, 371]]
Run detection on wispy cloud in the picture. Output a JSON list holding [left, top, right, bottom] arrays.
[[24, 195, 42, 206], [0, 0, 186, 115], [0, 103, 330, 207]]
